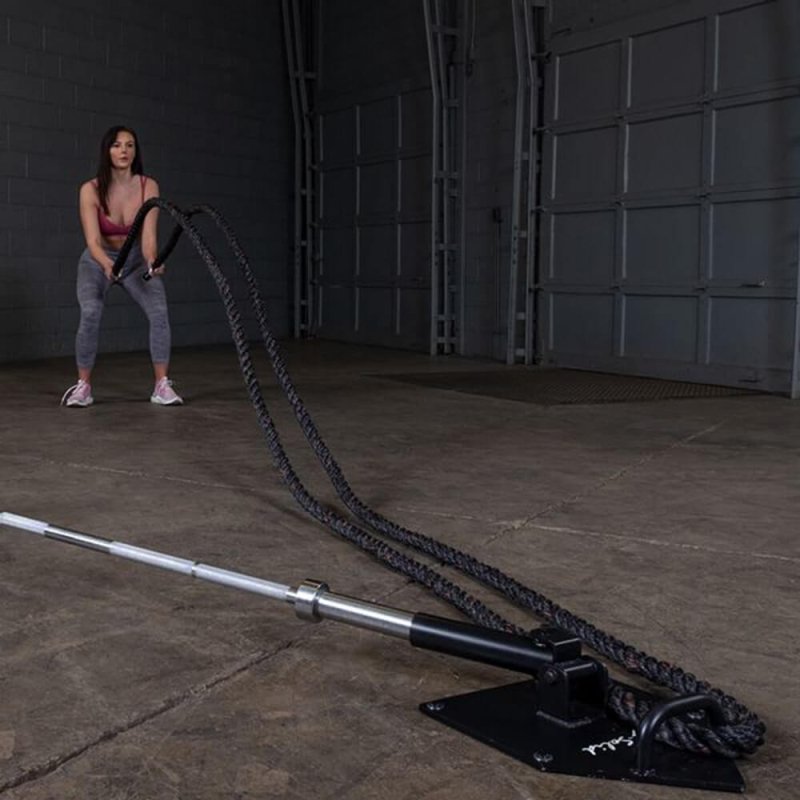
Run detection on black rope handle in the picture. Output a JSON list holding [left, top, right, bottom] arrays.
[[110, 204, 203, 281], [112, 199, 765, 759]]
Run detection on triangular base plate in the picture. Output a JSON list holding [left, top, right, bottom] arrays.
[[420, 679, 744, 793]]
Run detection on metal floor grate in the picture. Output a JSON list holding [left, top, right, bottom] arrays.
[[373, 369, 757, 405]]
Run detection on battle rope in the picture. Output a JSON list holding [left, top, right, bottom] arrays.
[[116, 199, 515, 632], [112, 198, 764, 759]]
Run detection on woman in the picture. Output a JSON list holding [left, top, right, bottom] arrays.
[[61, 125, 183, 407]]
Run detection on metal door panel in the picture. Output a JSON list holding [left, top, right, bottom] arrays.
[[711, 197, 800, 284], [359, 287, 395, 339], [627, 113, 704, 193], [550, 211, 615, 284], [359, 225, 396, 283], [552, 126, 618, 201], [401, 89, 432, 151], [626, 205, 701, 285], [713, 96, 800, 187], [709, 296, 795, 368], [555, 42, 621, 122], [321, 168, 356, 225], [549, 0, 715, 30], [400, 222, 431, 283], [549, 293, 615, 355], [321, 227, 356, 283], [318, 88, 431, 348], [623, 295, 698, 361], [319, 286, 355, 335], [630, 20, 706, 107], [360, 97, 397, 157], [717, 1, 799, 90], [322, 108, 355, 163], [360, 161, 397, 217], [398, 288, 429, 346], [541, 0, 799, 393], [400, 155, 432, 217]]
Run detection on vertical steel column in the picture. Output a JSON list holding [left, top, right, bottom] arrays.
[[354, 104, 362, 333], [423, 0, 442, 355], [442, 51, 452, 354], [282, 0, 318, 338], [424, 0, 465, 356], [396, 93, 404, 337], [507, 0, 544, 364], [522, 0, 541, 366], [792, 228, 800, 399], [314, 0, 324, 331], [507, 0, 526, 364], [458, 0, 473, 355], [295, 0, 316, 337], [282, 0, 303, 338]]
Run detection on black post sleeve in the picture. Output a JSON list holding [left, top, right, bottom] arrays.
[[409, 613, 554, 676]]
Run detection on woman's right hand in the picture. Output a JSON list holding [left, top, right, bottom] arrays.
[[102, 263, 115, 281]]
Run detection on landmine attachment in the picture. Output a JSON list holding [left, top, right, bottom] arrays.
[[0, 513, 745, 793]]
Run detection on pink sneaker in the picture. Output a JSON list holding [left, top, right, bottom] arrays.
[[61, 380, 93, 407], [151, 377, 183, 405]]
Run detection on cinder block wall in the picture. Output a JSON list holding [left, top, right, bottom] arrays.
[[0, 0, 290, 364]]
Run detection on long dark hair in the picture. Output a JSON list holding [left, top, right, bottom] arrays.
[[95, 125, 144, 214]]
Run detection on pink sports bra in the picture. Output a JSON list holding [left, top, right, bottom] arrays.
[[97, 176, 147, 237]]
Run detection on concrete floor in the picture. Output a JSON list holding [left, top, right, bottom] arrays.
[[0, 341, 797, 800]]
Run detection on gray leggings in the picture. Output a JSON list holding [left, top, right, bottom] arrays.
[[75, 243, 171, 370]]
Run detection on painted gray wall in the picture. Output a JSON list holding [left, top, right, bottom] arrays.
[[0, 0, 290, 364]]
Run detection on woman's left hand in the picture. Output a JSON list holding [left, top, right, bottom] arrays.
[[148, 262, 166, 277]]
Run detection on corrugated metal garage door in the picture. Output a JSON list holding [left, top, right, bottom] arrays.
[[317, 91, 432, 350], [540, 0, 800, 393]]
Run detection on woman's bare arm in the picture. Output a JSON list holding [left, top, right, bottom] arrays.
[[78, 181, 115, 278]]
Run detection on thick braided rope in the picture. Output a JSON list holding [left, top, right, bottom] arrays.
[[189, 204, 763, 757], [186, 204, 764, 758], [120, 201, 764, 758], [118, 199, 515, 633]]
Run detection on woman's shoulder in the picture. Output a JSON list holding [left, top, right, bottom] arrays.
[[79, 179, 100, 201], [140, 174, 160, 196]]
